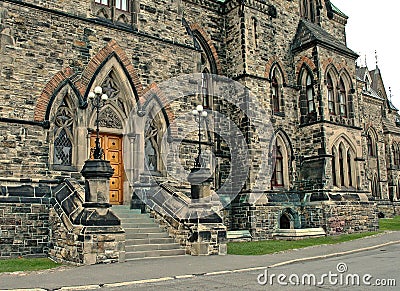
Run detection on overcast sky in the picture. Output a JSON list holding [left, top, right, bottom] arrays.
[[332, 0, 399, 108]]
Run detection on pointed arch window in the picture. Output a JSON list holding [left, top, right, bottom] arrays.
[[372, 176, 379, 198], [339, 147, 345, 186], [53, 98, 74, 167], [339, 78, 347, 117], [306, 73, 315, 113], [327, 74, 335, 115], [397, 181, 400, 200], [271, 67, 283, 113], [347, 150, 353, 187], [367, 134, 376, 157], [397, 144, 400, 166], [301, 0, 316, 23], [393, 143, 398, 166], [252, 17, 258, 48], [271, 145, 284, 187], [201, 69, 210, 109], [332, 147, 338, 186], [54, 129, 72, 166]]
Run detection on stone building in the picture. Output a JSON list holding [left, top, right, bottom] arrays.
[[0, 0, 399, 262]]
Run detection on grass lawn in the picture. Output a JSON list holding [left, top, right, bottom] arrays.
[[0, 257, 60, 273], [227, 232, 379, 255], [228, 216, 400, 255], [379, 216, 400, 231]]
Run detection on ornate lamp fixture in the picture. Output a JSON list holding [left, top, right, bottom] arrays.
[[192, 104, 208, 168], [88, 86, 108, 159]]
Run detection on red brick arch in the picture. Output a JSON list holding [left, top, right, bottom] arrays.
[[34, 67, 75, 122], [264, 56, 288, 84], [190, 23, 222, 74], [75, 39, 143, 100], [295, 56, 317, 75]]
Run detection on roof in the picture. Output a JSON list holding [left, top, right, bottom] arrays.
[[388, 99, 399, 111], [331, 2, 348, 18], [356, 67, 368, 82], [291, 20, 358, 58]]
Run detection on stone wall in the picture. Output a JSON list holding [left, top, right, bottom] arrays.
[[48, 178, 125, 264], [49, 208, 125, 264], [225, 192, 379, 240], [0, 200, 50, 258]]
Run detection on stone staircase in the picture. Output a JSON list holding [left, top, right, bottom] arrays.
[[111, 205, 186, 261]]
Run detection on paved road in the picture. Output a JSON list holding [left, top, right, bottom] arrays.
[[0, 232, 399, 290], [112, 244, 399, 290]]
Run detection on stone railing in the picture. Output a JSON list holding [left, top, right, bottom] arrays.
[[49, 178, 125, 264]]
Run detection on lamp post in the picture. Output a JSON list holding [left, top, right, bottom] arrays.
[[81, 85, 113, 205], [88, 86, 108, 160], [192, 104, 208, 168]]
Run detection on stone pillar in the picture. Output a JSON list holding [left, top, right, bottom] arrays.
[[81, 159, 114, 204], [187, 167, 213, 200], [187, 167, 227, 255]]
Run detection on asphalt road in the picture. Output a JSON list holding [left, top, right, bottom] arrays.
[[109, 244, 399, 291]]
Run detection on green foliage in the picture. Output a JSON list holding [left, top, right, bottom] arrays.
[[227, 232, 379, 255], [0, 257, 60, 273]]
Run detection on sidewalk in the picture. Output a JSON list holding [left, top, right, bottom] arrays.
[[1, 231, 399, 290]]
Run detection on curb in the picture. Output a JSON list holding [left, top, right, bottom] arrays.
[[11, 239, 398, 291]]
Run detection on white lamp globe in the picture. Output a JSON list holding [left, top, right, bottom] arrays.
[[192, 109, 199, 116], [196, 105, 203, 112], [88, 92, 95, 99], [101, 94, 108, 101], [201, 111, 208, 117], [94, 86, 103, 94]]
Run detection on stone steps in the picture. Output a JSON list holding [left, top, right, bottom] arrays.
[[111, 205, 186, 261]]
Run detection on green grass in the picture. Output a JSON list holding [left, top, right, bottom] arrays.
[[227, 232, 379, 255], [379, 216, 400, 231], [228, 216, 400, 255], [0, 257, 60, 273]]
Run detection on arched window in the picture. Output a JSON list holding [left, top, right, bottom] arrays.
[[339, 78, 347, 117], [367, 134, 375, 157], [332, 139, 357, 188], [54, 129, 73, 166], [53, 98, 74, 167], [371, 176, 379, 198], [397, 181, 400, 200], [347, 150, 353, 187], [306, 73, 315, 114], [393, 143, 398, 166], [397, 144, 400, 166], [201, 68, 210, 108], [300, 0, 316, 23], [332, 147, 338, 186], [271, 146, 284, 187], [327, 74, 335, 115], [271, 67, 281, 113], [252, 17, 258, 48], [339, 147, 345, 186]]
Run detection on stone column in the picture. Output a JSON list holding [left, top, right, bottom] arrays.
[[81, 159, 114, 208], [187, 166, 227, 255], [187, 167, 213, 200]]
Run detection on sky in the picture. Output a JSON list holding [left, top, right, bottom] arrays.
[[332, 0, 400, 108]]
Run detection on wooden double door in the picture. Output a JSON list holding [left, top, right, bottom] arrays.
[[90, 133, 124, 205]]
